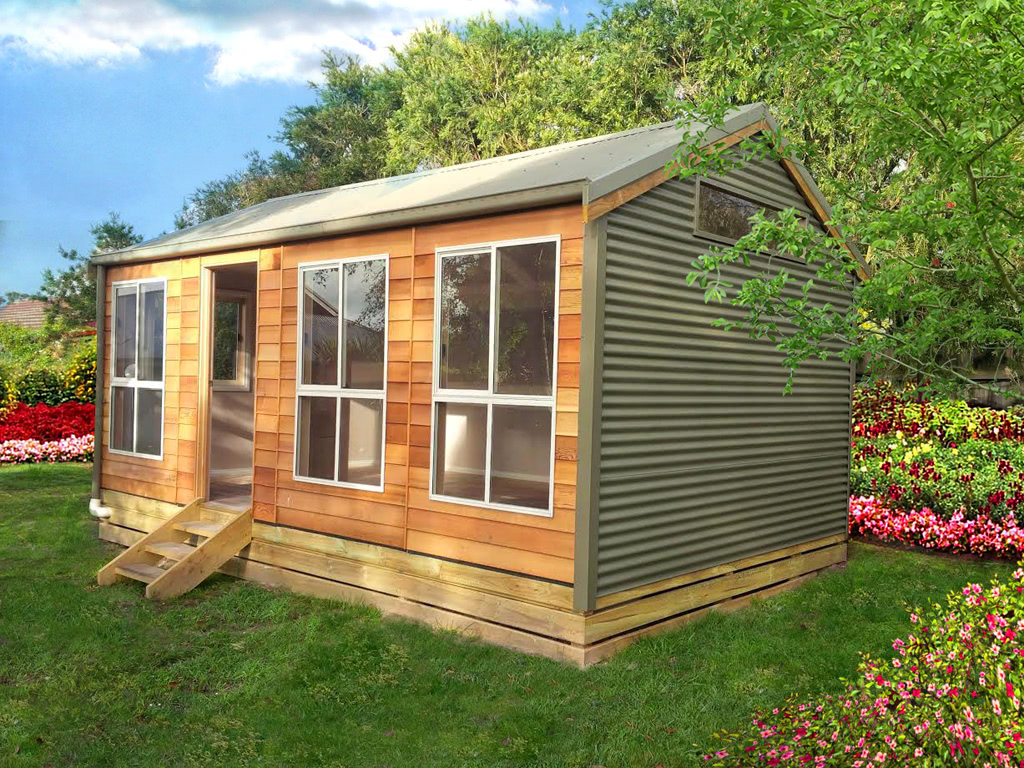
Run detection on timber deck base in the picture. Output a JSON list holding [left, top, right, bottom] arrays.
[[96, 490, 846, 667]]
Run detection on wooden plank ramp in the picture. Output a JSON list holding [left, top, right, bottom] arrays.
[[97, 501, 253, 600]]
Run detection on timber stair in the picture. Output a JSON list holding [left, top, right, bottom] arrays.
[[97, 500, 252, 599]]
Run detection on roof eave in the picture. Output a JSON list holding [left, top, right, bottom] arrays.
[[92, 180, 587, 267]]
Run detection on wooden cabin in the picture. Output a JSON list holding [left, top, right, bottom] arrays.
[[91, 103, 854, 666]]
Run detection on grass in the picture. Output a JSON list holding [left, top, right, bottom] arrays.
[[0, 463, 1013, 767]]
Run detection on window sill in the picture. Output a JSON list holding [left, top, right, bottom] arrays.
[[107, 447, 164, 462], [292, 473, 385, 494], [429, 492, 554, 519]]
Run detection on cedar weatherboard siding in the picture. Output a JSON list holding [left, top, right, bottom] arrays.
[[252, 205, 582, 584], [594, 154, 853, 597], [102, 207, 582, 585]]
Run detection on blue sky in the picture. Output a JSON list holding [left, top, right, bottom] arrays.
[[0, 0, 600, 296]]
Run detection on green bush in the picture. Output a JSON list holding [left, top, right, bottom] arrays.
[[0, 369, 16, 421], [0, 324, 96, 412], [16, 369, 65, 407], [63, 346, 96, 404]]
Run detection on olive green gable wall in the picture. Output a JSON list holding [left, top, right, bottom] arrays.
[[589, 153, 854, 600]]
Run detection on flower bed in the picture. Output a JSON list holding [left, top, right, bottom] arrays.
[[0, 434, 94, 464], [704, 566, 1024, 765], [0, 402, 95, 442], [852, 384, 1024, 523], [850, 495, 1024, 559]]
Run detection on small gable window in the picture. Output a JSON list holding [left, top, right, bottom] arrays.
[[695, 182, 782, 243]]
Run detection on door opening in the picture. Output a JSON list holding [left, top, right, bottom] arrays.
[[206, 263, 258, 509]]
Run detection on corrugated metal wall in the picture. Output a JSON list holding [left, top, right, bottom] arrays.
[[595, 153, 852, 597]]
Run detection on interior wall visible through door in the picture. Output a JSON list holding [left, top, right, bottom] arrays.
[[208, 263, 257, 508]]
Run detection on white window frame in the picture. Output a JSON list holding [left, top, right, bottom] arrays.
[[429, 234, 561, 518], [108, 276, 167, 460], [293, 254, 389, 493], [211, 289, 252, 392]]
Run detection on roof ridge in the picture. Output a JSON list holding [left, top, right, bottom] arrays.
[[239, 119, 683, 209]]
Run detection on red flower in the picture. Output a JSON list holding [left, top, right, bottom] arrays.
[[0, 402, 95, 442]]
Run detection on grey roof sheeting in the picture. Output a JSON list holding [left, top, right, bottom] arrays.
[[93, 102, 839, 265]]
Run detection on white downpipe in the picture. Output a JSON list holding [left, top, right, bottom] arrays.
[[89, 497, 112, 519]]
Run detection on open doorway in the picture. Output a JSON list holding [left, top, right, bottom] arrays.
[[206, 263, 257, 509]]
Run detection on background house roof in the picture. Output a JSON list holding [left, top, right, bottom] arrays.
[[93, 102, 838, 266], [0, 299, 49, 329]]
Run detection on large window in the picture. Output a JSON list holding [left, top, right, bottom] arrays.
[[431, 237, 559, 516], [294, 256, 388, 491], [110, 278, 165, 458]]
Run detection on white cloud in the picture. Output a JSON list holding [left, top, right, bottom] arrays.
[[0, 0, 552, 85]]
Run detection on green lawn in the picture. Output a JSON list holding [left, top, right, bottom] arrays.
[[0, 464, 1011, 767]]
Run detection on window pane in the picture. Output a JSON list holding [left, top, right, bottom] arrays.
[[111, 386, 134, 452], [338, 398, 383, 486], [343, 260, 386, 390], [438, 252, 490, 390], [138, 283, 164, 382], [495, 242, 557, 395], [697, 184, 779, 241], [489, 406, 552, 510], [301, 267, 339, 386], [213, 299, 241, 381], [136, 389, 163, 456], [296, 396, 337, 480], [433, 402, 487, 501], [114, 285, 137, 378]]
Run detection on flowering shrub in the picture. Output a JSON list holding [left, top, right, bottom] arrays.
[[704, 567, 1024, 765], [0, 371, 16, 422], [851, 439, 1024, 522], [0, 402, 95, 442], [851, 384, 1024, 523], [854, 382, 1024, 444], [850, 496, 1024, 560], [63, 346, 96, 404], [0, 434, 93, 464]]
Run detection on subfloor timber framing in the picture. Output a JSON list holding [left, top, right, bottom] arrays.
[[97, 490, 846, 667]]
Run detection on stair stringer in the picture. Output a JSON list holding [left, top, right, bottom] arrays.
[[96, 499, 202, 586], [145, 509, 253, 599]]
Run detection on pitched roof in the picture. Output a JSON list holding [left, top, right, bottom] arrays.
[[93, 102, 840, 266], [0, 299, 48, 329]]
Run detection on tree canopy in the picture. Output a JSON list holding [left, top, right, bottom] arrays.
[[34, 213, 143, 332], [676, 0, 1024, 397], [173, 0, 1024, 398], [175, 1, 729, 226]]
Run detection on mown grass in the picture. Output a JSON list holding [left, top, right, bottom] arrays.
[[0, 463, 1012, 767]]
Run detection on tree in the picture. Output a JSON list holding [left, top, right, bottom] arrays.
[[0, 291, 31, 307], [175, 55, 401, 229], [175, 3, 728, 225], [675, 0, 1024, 397], [37, 213, 143, 330]]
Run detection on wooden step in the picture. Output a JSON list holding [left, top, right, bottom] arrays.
[[173, 520, 224, 538], [115, 563, 167, 584], [145, 541, 195, 561]]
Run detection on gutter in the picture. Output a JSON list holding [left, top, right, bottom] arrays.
[[89, 263, 111, 519], [92, 182, 586, 267]]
